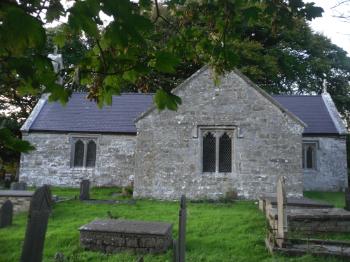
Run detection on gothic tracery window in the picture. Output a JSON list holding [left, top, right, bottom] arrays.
[[202, 129, 233, 173], [73, 140, 84, 167], [86, 140, 97, 167], [72, 137, 97, 168], [302, 142, 317, 170], [219, 133, 232, 172], [203, 132, 216, 172]]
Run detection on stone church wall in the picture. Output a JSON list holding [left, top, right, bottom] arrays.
[[134, 68, 305, 200], [303, 136, 348, 191], [19, 132, 136, 187]]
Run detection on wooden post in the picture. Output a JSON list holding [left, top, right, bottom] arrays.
[[20, 185, 52, 262], [0, 200, 13, 228], [276, 176, 288, 248], [178, 195, 186, 262], [79, 179, 90, 201]]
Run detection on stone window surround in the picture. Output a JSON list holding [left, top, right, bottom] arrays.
[[198, 126, 236, 174], [302, 140, 319, 171], [69, 134, 100, 169]]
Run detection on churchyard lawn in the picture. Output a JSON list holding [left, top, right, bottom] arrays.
[[0, 187, 347, 262]]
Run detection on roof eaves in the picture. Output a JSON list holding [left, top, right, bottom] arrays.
[[20, 93, 49, 132], [321, 92, 348, 135]]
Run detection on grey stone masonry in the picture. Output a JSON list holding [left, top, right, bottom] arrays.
[[0, 190, 33, 213], [79, 219, 173, 254], [19, 133, 136, 187], [134, 67, 304, 200], [303, 136, 348, 191]]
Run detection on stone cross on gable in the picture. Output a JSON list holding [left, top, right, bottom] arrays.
[[48, 47, 63, 85], [276, 176, 288, 248]]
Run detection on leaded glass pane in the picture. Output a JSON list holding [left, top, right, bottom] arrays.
[[219, 133, 232, 172], [86, 140, 96, 167], [74, 140, 84, 167], [306, 145, 314, 169], [203, 132, 216, 172]]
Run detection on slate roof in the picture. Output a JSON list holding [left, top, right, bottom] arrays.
[[29, 93, 153, 134], [27, 92, 341, 135], [272, 95, 338, 135]]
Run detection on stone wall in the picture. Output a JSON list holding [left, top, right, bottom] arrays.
[[0, 192, 33, 213], [303, 136, 348, 191], [20, 133, 136, 187], [134, 68, 304, 200]]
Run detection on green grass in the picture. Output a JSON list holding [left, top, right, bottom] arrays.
[[304, 191, 345, 208], [0, 188, 345, 262]]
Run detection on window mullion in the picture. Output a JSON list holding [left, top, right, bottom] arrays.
[[215, 132, 219, 173], [83, 140, 87, 167]]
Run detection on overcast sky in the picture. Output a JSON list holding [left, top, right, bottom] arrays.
[[305, 0, 350, 55]]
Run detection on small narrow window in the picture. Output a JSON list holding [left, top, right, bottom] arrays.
[[74, 140, 84, 167], [86, 140, 96, 167], [306, 146, 314, 169], [219, 133, 232, 172], [203, 132, 216, 172], [302, 143, 316, 170]]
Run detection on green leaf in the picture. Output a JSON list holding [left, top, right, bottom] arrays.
[[122, 70, 138, 83], [154, 89, 182, 111], [0, 128, 35, 153], [53, 31, 66, 48], [0, 5, 46, 55], [154, 51, 180, 73], [46, 0, 65, 23]]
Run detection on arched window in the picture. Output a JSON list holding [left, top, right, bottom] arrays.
[[302, 142, 317, 170], [74, 140, 84, 167], [306, 145, 314, 169], [219, 133, 232, 172], [86, 140, 96, 167], [203, 132, 216, 172]]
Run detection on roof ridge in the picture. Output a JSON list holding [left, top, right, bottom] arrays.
[[71, 92, 155, 96]]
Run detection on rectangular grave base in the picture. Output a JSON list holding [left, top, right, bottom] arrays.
[[265, 237, 350, 259], [79, 219, 173, 254]]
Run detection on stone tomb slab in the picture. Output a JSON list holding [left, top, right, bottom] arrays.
[[79, 219, 173, 254]]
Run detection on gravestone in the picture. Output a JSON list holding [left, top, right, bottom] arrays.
[[79, 179, 90, 201], [174, 195, 187, 262], [276, 176, 288, 248], [10, 182, 27, 191], [345, 188, 350, 211], [4, 174, 11, 188], [20, 185, 52, 262], [0, 200, 13, 228]]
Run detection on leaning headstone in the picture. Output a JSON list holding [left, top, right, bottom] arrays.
[[0, 200, 13, 228], [345, 188, 350, 211], [20, 185, 52, 262], [10, 181, 27, 191], [276, 176, 288, 248], [174, 195, 186, 262], [79, 179, 90, 201]]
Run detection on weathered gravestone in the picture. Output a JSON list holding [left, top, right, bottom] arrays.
[[4, 174, 12, 188], [20, 185, 52, 262], [79, 179, 90, 201], [174, 195, 187, 262], [10, 182, 27, 191], [0, 200, 13, 228], [345, 188, 350, 211], [276, 176, 288, 248]]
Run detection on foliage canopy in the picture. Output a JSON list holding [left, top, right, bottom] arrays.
[[1, 0, 349, 157]]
